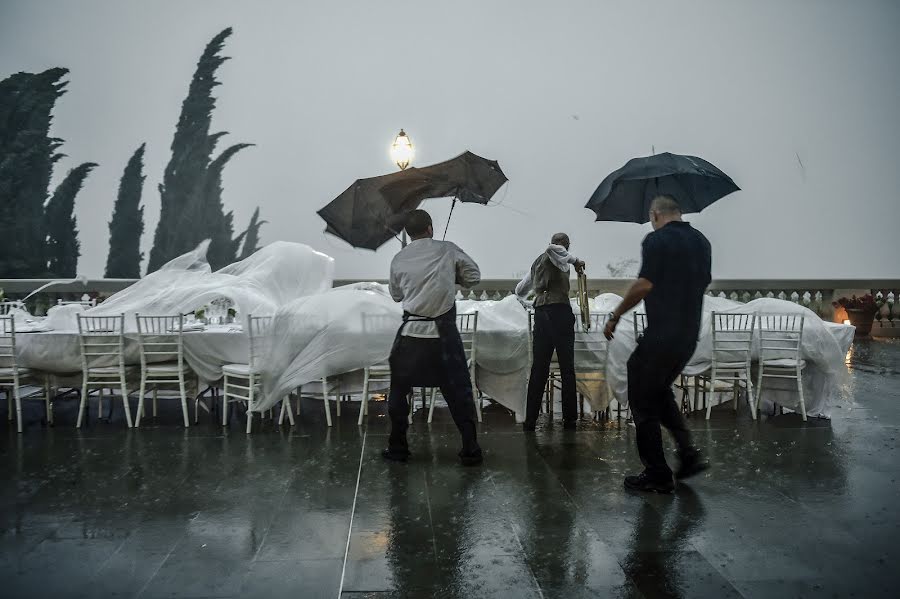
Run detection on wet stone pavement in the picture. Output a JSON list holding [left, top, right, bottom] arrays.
[[1, 338, 898, 598]]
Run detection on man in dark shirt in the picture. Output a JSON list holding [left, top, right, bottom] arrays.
[[604, 195, 711, 493], [515, 233, 585, 431]]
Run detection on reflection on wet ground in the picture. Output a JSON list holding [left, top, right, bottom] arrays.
[[1, 338, 898, 597]]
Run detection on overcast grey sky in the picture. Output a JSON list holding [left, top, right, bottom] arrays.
[[2, 0, 898, 280]]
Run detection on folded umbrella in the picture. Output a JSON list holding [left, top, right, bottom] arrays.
[[318, 151, 507, 250], [586, 152, 739, 223]]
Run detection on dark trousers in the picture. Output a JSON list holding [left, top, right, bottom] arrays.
[[525, 303, 577, 425], [627, 336, 695, 479], [388, 336, 478, 453]]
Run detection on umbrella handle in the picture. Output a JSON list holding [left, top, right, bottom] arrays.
[[442, 198, 457, 240]]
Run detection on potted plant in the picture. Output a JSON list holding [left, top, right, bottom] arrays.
[[194, 306, 208, 324], [833, 294, 880, 336], [227, 307, 237, 324]]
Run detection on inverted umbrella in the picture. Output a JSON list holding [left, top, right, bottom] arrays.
[[585, 152, 739, 223], [318, 151, 507, 250]]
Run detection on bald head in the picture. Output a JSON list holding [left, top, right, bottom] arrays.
[[650, 195, 681, 215], [649, 195, 683, 230], [551, 233, 570, 250]]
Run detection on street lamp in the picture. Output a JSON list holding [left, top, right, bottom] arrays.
[[390, 129, 414, 170], [390, 129, 415, 246]]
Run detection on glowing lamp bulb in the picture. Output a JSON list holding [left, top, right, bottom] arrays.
[[390, 129, 414, 170]]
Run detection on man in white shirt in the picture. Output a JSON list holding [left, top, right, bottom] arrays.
[[384, 209, 483, 465]]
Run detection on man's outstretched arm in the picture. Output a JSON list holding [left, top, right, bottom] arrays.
[[604, 277, 653, 340]]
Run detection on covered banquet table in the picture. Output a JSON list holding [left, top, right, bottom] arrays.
[[10, 240, 856, 423]]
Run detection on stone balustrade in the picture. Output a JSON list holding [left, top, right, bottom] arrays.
[[2, 277, 898, 336]]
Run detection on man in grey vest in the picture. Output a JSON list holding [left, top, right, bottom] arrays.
[[516, 233, 585, 431]]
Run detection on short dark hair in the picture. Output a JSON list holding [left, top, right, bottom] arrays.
[[404, 209, 432, 237], [650, 194, 681, 215]]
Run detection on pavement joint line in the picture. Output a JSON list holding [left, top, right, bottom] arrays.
[[487, 473, 546, 599], [337, 429, 367, 598]]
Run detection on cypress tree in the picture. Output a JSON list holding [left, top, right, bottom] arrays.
[[44, 162, 97, 278], [0, 68, 68, 277], [147, 28, 252, 272], [238, 207, 266, 260], [105, 143, 145, 278], [202, 141, 253, 269]]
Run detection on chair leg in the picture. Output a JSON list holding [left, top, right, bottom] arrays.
[[797, 370, 807, 422], [246, 375, 255, 434], [179, 375, 190, 428], [747, 374, 756, 421], [335, 385, 342, 417], [427, 387, 438, 423], [44, 378, 53, 426], [296, 386, 302, 416], [14, 377, 23, 434], [222, 375, 230, 426], [285, 396, 295, 426], [120, 379, 133, 428], [705, 378, 714, 420], [152, 388, 158, 418], [135, 377, 146, 428], [358, 371, 370, 426], [755, 368, 764, 417], [321, 378, 332, 427], [77, 384, 88, 428], [194, 379, 201, 425]]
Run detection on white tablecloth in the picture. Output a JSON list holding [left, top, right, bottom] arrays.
[[15, 325, 248, 385]]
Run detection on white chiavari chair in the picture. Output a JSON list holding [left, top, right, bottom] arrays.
[[1, 315, 52, 433], [76, 314, 133, 428], [222, 315, 273, 433], [698, 312, 756, 420], [756, 313, 807, 421], [135, 314, 199, 427]]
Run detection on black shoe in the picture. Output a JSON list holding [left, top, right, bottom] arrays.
[[458, 448, 483, 466], [381, 448, 410, 463], [563, 420, 577, 431], [623, 472, 675, 494], [522, 422, 536, 433], [676, 449, 710, 480]]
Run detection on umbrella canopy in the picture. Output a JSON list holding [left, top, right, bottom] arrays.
[[318, 151, 507, 250], [585, 152, 739, 223]]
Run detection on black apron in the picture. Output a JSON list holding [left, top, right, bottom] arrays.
[[388, 305, 471, 390]]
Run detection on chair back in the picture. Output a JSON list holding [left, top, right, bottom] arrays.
[[710, 312, 756, 367], [757, 313, 804, 362], [76, 314, 126, 372], [632, 312, 648, 338], [247, 315, 273, 370], [0, 315, 17, 370], [135, 314, 184, 371], [457, 311, 478, 364], [574, 312, 608, 371]]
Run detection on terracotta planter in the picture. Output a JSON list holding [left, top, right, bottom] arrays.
[[845, 308, 875, 336]]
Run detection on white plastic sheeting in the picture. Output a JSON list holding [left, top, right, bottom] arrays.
[[603, 295, 852, 419], [83, 240, 334, 328], [255, 292, 537, 420], [258, 286, 402, 410]]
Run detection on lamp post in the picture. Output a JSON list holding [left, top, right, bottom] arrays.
[[390, 129, 414, 246]]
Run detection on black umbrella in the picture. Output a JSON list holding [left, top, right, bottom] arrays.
[[318, 151, 508, 250], [585, 152, 739, 223]]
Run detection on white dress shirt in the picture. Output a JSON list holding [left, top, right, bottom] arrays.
[[389, 238, 481, 338]]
